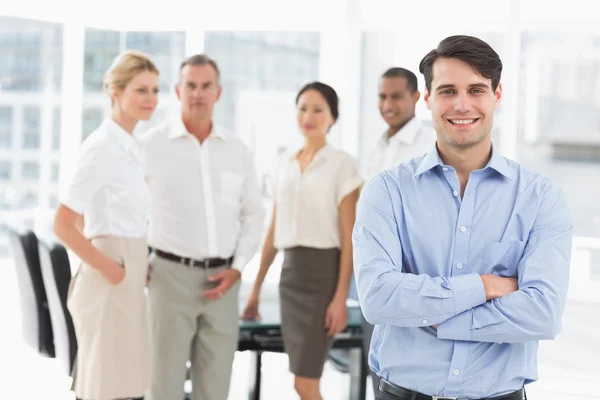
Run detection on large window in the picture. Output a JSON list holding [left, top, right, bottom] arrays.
[[82, 29, 185, 138], [0, 16, 62, 262], [204, 31, 320, 198], [502, 29, 598, 399], [517, 31, 600, 239]]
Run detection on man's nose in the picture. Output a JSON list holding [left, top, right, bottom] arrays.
[[453, 93, 472, 113]]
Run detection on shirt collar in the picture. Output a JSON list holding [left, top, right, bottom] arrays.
[[414, 143, 516, 180], [288, 143, 334, 162], [168, 115, 228, 141], [102, 117, 139, 151], [383, 117, 421, 146], [487, 144, 516, 179]]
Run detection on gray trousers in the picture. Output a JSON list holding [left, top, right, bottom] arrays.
[[361, 313, 381, 396], [146, 253, 240, 400]]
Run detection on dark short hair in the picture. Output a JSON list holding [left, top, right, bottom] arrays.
[[295, 81, 339, 122], [381, 67, 418, 93], [418, 35, 502, 92], [179, 54, 220, 83]]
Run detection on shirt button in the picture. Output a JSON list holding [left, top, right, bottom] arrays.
[[443, 167, 448, 172], [453, 190, 458, 197], [422, 319, 428, 325], [460, 226, 466, 232], [456, 263, 463, 269], [453, 369, 460, 375]]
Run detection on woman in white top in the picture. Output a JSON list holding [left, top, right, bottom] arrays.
[[54, 50, 159, 400], [242, 82, 363, 400]]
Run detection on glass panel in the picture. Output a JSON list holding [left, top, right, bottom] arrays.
[[51, 163, 59, 182], [0, 162, 10, 180], [52, 107, 61, 150], [0, 107, 12, 148], [22, 106, 41, 149], [21, 162, 40, 180], [83, 28, 120, 92], [82, 108, 104, 140]]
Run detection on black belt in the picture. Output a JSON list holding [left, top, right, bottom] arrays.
[[378, 379, 526, 400], [152, 248, 233, 269]]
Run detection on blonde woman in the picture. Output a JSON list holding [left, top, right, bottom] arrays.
[[54, 50, 159, 400]]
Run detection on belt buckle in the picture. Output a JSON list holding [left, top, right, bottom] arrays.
[[184, 257, 194, 268], [203, 259, 210, 269]]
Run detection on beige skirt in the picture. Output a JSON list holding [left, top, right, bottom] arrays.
[[279, 246, 340, 378], [67, 236, 150, 399]]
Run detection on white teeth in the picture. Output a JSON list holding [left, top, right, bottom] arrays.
[[451, 119, 476, 124]]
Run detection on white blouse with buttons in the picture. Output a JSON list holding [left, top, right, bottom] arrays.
[[59, 118, 151, 239], [273, 144, 363, 250]]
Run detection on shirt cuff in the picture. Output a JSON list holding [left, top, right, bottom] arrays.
[[59, 193, 85, 215], [231, 256, 247, 273], [437, 308, 472, 340], [337, 176, 364, 205], [447, 273, 487, 314]]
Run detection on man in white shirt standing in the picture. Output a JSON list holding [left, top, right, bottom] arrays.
[[141, 54, 265, 400], [365, 67, 436, 179], [362, 67, 435, 394]]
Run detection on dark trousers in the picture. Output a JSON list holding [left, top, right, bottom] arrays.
[[361, 312, 381, 397]]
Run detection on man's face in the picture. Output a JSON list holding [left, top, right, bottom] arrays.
[[378, 77, 419, 130], [424, 57, 502, 150], [176, 64, 221, 121]]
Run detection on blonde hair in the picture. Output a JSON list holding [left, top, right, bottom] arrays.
[[103, 50, 159, 99]]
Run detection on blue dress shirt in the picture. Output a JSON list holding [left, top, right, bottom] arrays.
[[352, 144, 572, 398]]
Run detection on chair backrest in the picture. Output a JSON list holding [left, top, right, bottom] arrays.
[[6, 226, 55, 357], [38, 238, 77, 375]]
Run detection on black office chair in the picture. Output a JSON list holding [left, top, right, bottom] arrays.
[[38, 237, 77, 375], [6, 226, 55, 357]]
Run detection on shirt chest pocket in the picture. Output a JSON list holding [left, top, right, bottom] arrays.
[[483, 240, 526, 277], [109, 176, 150, 214], [219, 171, 243, 206]]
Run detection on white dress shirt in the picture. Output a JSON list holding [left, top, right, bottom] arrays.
[[365, 117, 436, 180], [59, 117, 150, 239], [273, 144, 363, 250], [140, 117, 265, 272]]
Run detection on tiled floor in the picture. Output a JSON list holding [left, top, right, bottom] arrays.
[[1, 253, 598, 399]]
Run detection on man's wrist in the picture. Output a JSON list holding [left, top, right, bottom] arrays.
[[480, 275, 497, 301], [333, 291, 348, 303]]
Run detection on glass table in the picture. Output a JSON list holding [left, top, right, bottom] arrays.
[[238, 301, 367, 400]]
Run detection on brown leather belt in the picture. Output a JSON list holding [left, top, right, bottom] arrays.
[[153, 248, 233, 269]]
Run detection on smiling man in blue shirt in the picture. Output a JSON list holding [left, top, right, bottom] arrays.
[[353, 35, 572, 400]]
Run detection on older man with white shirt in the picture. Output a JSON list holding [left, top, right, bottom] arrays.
[[141, 54, 265, 400], [361, 67, 436, 394]]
